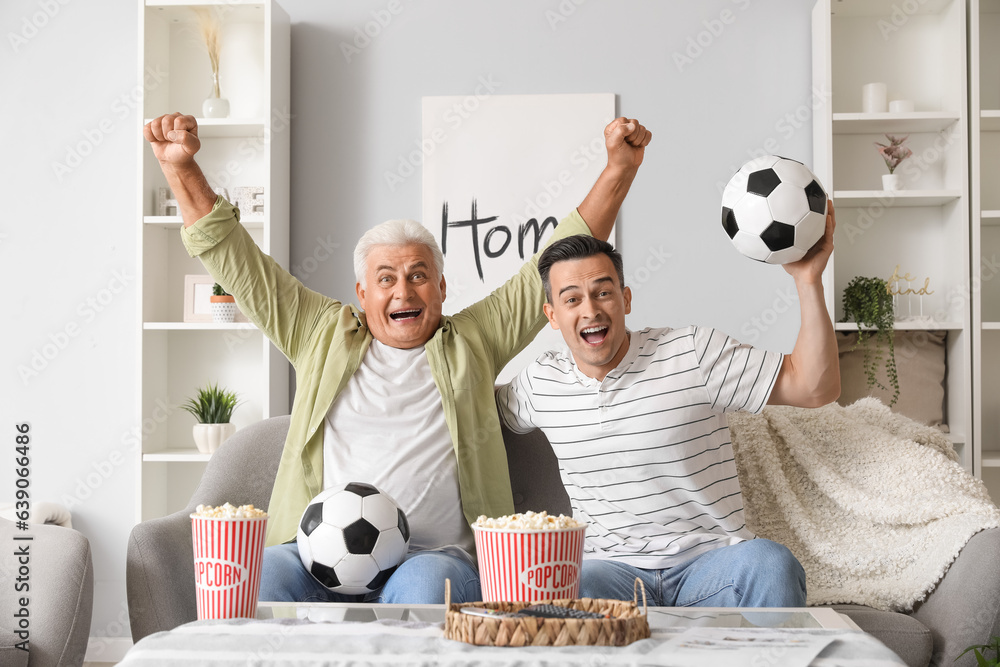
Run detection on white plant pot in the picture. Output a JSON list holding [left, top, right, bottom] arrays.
[[211, 300, 237, 323], [882, 173, 904, 191], [192, 423, 236, 454]]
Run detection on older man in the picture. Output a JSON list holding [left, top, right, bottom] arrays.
[[143, 112, 651, 604], [496, 206, 839, 608]]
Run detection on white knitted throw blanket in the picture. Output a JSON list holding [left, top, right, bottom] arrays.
[[728, 398, 1000, 612]]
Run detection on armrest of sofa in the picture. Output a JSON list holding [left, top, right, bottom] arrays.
[[0, 519, 93, 667], [126, 509, 197, 643], [910, 527, 1000, 667], [127, 416, 290, 643]]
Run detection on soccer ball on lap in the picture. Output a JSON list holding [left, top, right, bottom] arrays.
[[297, 482, 411, 594], [721, 155, 828, 265]]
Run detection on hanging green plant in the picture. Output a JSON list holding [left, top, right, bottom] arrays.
[[841, 276, 899, 406]]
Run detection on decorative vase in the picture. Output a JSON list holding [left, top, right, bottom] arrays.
[[862, 82, 888, 113], [882, 173, 903, 191], [210, 294, 237, 323], [192, 423, 236, 454], [202, 71, 230, 118]]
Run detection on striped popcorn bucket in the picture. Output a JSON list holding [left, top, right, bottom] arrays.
[[473, 525, 587, 602], [190, 514, 268, 620]]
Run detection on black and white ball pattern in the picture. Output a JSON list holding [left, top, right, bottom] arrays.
[[721, 155, 828, 265], [296, 482, 410, 594]]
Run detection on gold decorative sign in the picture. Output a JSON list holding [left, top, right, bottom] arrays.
[[887, 265, 934, 296], [887, 264, 933, 321]]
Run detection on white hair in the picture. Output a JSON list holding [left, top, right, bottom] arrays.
[[353, 219, 445, 286]]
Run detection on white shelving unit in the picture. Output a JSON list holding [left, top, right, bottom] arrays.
[[136, 0, 290, 521], [812, 0, 972, 469], [970, 0, 1000, 501]]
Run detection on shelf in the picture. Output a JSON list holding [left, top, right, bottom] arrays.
[[143, 118, 265, 138], [835, 322, 963, 331], [832, 112, 960, 135], [145, 3, 265, 24], [830, 0, 953, 17], [983, 454, 1000, 468], [982, 323, 1000, 330], [144, 215, 183, 226], [143, 322, 257, 330], [981, 211, 1000, 226], [143, 449, 212, 463], [143, 216, 263, 230], [832, 190, 962, 208], [981, 111, 1000, 132]]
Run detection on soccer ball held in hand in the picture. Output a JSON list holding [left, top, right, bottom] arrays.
[[721, 155, 828, 265]]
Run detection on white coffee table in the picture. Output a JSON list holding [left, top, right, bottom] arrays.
[[120, 603, 899, 666]]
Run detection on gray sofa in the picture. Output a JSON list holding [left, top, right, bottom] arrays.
[[1, 519, 94, 667], [127, 416, 1000, 667]]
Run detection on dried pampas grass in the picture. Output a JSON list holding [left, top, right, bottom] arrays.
[[193, 7, 223, 96]]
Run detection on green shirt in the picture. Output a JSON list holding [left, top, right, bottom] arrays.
[[182, 197, 591, 546]]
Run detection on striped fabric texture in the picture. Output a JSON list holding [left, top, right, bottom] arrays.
[[497, 326, 782, 569]]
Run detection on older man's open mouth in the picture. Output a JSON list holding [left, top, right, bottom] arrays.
[[390, 309, 422, 321]]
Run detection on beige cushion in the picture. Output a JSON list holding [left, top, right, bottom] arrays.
[[836, 330, 947, 429]]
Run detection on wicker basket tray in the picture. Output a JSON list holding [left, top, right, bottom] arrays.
[[443, 578, 650, 647]]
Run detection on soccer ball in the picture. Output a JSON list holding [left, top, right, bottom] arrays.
[[721, 155, 828, 265], [296, 482, 410, 594]]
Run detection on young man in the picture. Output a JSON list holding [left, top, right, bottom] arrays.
[[496, 207, 838, 607], [143, 112, 651, 604]]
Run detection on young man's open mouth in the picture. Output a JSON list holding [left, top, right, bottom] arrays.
[[580, 324, 609, 346]]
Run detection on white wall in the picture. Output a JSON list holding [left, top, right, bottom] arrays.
[[2, 0, 141, 656], [282, 0, 816, 351], [1, 0, 815, 649]]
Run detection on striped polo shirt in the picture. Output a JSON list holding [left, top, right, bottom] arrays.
[[497, 325, 782, 569]]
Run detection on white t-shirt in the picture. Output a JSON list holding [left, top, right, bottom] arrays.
[[323, 339, 475, 562], [497, 326, 782, 569]]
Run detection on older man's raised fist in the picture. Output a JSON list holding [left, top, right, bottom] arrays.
[[142, 112, 215, 226], [143, 113, 202, 166]]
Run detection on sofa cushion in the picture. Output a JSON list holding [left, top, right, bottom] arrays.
[[0, 628, 28, 667], [500, 424, 570, 515], [832, 604, 932, 667], [836, 330, 947, 429]]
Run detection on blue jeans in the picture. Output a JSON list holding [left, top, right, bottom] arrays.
[[580, 539, 806, 607], [259, 542, 482, 604]]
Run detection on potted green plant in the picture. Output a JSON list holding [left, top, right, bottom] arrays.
[[875, 133, 912, 191], [841, 276, 899, 407], [210, 283, 237, 324], [181, 382, 241, 454], [956, 636, 1000, 666]]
